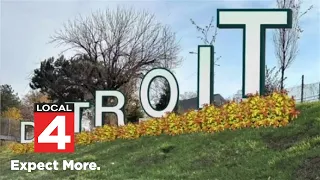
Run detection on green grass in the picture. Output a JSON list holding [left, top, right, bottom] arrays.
[[1, 102, 320, 180]]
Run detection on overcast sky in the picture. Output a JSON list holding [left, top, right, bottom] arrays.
[[1, 0, 319, 99]]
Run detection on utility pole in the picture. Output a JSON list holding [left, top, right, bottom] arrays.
[[301, 75, 304, 103]]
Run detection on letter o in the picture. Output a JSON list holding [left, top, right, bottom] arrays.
[[42, 105, 50, 111], [139, 68, 179, 118]]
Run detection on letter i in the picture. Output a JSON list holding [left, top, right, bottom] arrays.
[[197, 45, 214, 109]]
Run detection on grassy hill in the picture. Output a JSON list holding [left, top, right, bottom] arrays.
[[0, 102, 319, 180]]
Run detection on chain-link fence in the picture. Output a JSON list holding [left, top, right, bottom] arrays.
[[287, 82, 320, 103], [0, 118, 35, 145], [0, 118, 20, 145], [232, 80, 320, 103]]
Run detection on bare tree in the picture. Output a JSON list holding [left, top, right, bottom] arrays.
[[50, 7, 181, 125], [265, 65, 282, 95], [190, 16, 221, 63], [180, 91, 197, 100], [232, 89, 242, 103], [20, 90, 51, 121], [273, 0, 313, 90], [190, 16, 221, 95], [51, 6, 181, 96]]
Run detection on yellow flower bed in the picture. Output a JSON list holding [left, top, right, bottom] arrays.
[[9, 91, 299, 154]]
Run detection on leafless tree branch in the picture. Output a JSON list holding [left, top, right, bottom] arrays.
[[273, 0, 313, 90], [50, 6, 182, 103]]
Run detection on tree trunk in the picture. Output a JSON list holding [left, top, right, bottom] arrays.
[[280, 28, 286, 91], [280, 67, 285, 90]]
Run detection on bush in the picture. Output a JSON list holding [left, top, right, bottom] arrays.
[[8, 142, 34, 154], [9, 91, 299, 154]]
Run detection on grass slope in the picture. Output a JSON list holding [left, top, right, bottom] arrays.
[[0, 102, 319, 180]]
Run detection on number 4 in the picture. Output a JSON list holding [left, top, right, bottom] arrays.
[[38, 116, 71, 150]]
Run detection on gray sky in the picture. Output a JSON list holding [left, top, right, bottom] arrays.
[[1, 0, 319, 99]]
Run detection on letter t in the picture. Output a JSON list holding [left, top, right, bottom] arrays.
[[217, 9, 292, 97]]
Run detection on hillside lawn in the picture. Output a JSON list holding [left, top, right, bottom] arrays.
[[0, 102, 319, 180]]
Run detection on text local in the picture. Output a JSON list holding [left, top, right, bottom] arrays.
[[20, 9, 292, 143], [35, 104, 73, 112]]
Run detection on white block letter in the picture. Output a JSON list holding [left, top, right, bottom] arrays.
[[66, 102, 90, 133], [95, 90, 125, 126], [198, 45, 214, 108], [217, 9, 292, 97], [20, 122, 34, 143], [140, 68, 179, 118]]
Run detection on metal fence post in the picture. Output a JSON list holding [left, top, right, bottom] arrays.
[[319, 83, 320, 101], [301, 75, 304, 103]]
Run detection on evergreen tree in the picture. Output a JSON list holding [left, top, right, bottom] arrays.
[[155, 81, 179, 113], [0, 84, 21, 112]]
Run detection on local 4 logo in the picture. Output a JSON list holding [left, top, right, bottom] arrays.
[[34, 103, 75, 153]]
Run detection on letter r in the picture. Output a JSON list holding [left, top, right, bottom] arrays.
[[95, 90, 125, 126]]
